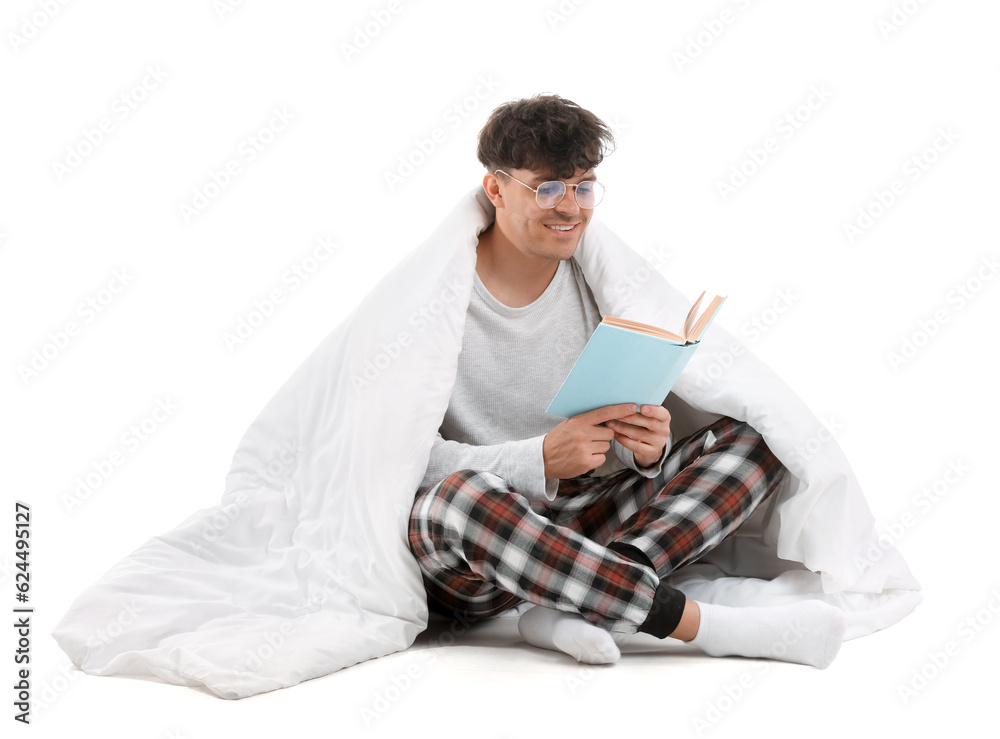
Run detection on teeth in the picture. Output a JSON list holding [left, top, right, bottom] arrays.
[[548, 225, 574, 231]]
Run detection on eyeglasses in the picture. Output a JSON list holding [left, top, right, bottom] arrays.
[[494, 169, 607, 209]]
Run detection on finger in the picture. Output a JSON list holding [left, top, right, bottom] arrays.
[[638, 404, 670, 419], [612, 431, 634, 450], [576, 403, 639, 425], [592, 426, 615, 442], [612, 431, 653, 456], [605, 404, 669, 428], [612, 414, 659, 433], [609, 423, 651, 444], [613, 432, 659, 461], [624, 405, 672, 430]]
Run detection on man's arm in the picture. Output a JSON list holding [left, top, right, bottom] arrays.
[[420, 431, 558, 502], [612, 431, 672, 478], [605, 403, 673, 477]]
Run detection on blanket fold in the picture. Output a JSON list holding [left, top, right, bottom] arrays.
[[53, 186, 920, 699]]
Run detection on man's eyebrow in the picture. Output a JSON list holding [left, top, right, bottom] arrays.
[[530, 171, 596, 184]]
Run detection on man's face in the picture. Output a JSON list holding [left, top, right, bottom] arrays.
[[491, 165, 596, 261]]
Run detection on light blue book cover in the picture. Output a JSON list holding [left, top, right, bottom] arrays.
[[545, 295, 727, 419]]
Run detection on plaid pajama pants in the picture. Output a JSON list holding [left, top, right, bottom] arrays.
[[407, 416, 786, 635]]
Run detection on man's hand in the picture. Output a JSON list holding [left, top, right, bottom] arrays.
[[606, 404, 671, 468], [543, 403, 643, 480]]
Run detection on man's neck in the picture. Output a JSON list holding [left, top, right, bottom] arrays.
[[476, 224, 561, 309]]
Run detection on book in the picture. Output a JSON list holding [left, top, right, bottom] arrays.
[[545, 291, 727, 418]]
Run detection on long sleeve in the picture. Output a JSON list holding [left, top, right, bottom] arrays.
[[612, 430, 672, 479], [418, 256, 609, 505], [420, 432, 559, 502]]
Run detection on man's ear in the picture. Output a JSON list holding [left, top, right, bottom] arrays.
[[481, 171, 504, 209]]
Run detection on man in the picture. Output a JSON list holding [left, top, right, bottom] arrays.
[[407, 94, 846, 668]]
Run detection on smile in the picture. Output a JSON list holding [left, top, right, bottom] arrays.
[[545, 223, 579, 233]]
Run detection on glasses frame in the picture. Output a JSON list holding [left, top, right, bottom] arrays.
[[494, 169, 607, 209]]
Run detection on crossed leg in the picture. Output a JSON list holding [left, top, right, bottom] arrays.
[[408, 417, 846, 668]]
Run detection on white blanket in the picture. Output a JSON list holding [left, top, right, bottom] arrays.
[[52, 186, 921, 699]]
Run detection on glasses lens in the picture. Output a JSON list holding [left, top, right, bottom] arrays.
[[535, 181, 565, 208], [575, 181, 604, 208]]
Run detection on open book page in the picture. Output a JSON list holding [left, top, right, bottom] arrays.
[[600, 315, 685, 343], [687, 294, 726, 342], [683, 291, 705, 341], [602, 290, 726, 345]]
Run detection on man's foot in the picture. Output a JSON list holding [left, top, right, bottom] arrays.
[[688, 600, 847, 669], [518, 605, 620, 665]]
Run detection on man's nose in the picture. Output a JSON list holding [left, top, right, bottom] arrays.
[[554, 185, 581, 216]]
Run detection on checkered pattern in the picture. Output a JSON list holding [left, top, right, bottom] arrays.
[[407, 416, 786, 635]]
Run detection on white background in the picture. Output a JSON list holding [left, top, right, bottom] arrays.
[[2, 0, 997, 736]]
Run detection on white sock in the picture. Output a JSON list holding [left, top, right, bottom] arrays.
[[688, 600, 847, 669], [518, 605, 621, 665]]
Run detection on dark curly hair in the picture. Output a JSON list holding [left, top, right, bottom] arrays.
[[476, 94, 616, 180]]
